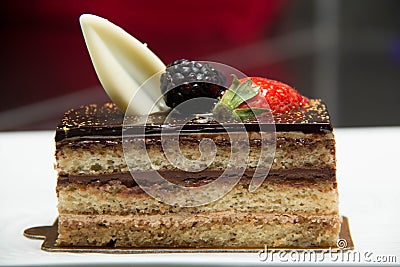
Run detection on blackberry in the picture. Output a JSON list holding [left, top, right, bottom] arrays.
[[160, 59, 227, 111]]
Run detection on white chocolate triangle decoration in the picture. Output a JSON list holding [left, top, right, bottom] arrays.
[[80, 14, 167, 115]]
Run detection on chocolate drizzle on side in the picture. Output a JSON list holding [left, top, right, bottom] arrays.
[[55, 100, 332, 142]]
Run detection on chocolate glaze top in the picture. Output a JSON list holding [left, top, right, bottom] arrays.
[[55, 100, 332, 142]]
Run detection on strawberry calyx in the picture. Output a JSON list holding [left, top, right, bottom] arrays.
[[213, 75, 310, 121], [213, 75, 269, 121]]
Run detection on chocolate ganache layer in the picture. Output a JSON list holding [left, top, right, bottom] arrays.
[[55, 100, 332, 142], [57, 168, 336, 189], [55, 132, 334, 150]]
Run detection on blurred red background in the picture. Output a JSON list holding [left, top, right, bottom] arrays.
[[1, 0, 285, 112], [2, 0, 400, 129]]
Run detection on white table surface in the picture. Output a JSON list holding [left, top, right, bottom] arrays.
[[1, 128, 399, 266]]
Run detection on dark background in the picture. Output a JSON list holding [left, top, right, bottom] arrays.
[[1, 0, 399, 130]]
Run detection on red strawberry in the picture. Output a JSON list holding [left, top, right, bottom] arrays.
[[237, 77, 309, 114]]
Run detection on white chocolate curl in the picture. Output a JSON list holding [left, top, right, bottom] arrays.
[[80, 14, 168, 115]]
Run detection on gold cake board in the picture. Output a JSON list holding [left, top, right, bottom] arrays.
[[24, 216, 353, 254]]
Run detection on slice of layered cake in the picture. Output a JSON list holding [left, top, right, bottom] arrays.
[[53, 15, 340, 249], [55, 92, 340, 248]]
